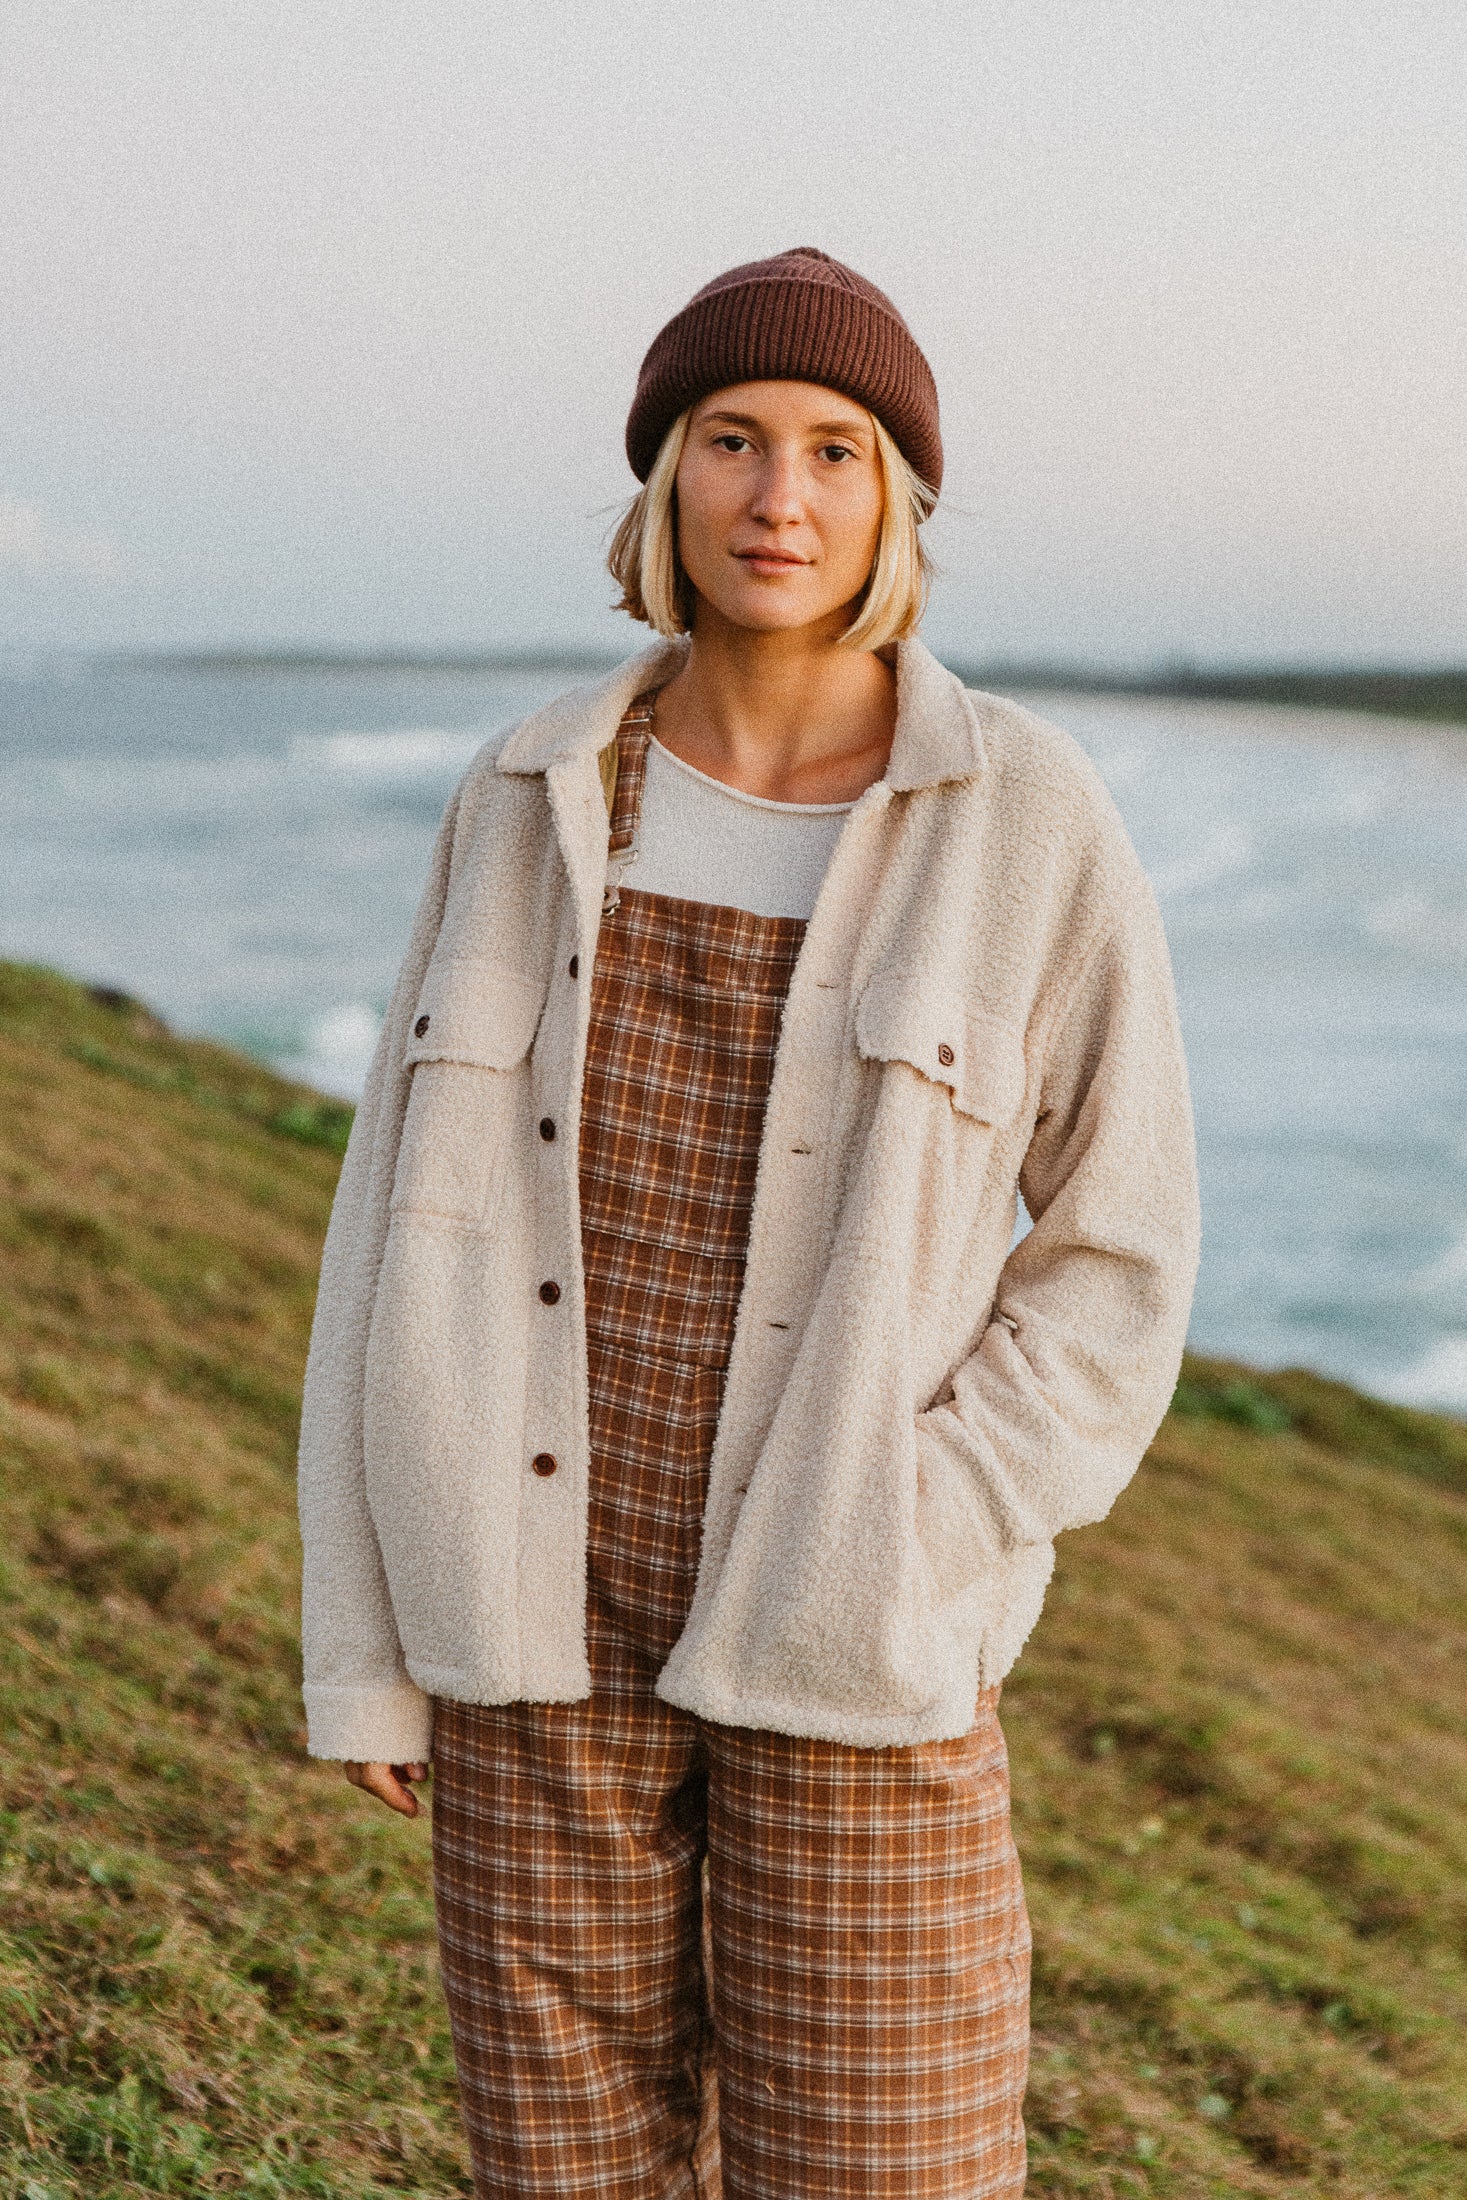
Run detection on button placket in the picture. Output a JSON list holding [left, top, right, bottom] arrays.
[[672, 789, 888, 1572], [519, 941, 576, 1531]]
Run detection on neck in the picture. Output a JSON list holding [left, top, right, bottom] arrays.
[[651, 604, 898, 806]]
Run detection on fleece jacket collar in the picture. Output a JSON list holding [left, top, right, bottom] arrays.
[[493, 635, 989, 795]]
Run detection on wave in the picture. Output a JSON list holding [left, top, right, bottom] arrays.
[[1407, 1229, 1467, 1297], [1375, 1332, 1467, 1414], [289, 728, 490, 777], [1148, 826, 1254, 902], [1365, 893, 1467, 961], [273, 1001, 384, 1099]]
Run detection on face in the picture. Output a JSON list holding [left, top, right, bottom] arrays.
[[674, 380, 885, 639]]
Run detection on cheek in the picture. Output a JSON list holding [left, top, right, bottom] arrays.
[[830, 484, 885, 581], [674, 460, 730, 570]]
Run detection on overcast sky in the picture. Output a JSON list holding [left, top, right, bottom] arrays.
[[3, 1, 1463, 665]]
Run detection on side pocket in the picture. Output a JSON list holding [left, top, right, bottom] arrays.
[[390, 957, 547, 1228], [913, 1422, 994, 1601]]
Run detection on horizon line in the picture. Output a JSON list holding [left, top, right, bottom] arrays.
[[99, 643, 1467, 678], [79, 645, 1467, 726]]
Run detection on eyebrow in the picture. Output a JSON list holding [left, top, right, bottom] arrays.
[[700, 409, 871, 438]]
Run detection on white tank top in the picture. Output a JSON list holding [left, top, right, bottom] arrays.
[[616, 735, 856, 922]]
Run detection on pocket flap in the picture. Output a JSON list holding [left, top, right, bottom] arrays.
[[403, 958, 547, 1071], [855, 969, 1027, 1125]]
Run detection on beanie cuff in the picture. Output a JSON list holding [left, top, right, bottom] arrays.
[[625, 253, 941, 495]]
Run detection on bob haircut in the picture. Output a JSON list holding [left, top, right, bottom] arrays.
[[608, 402, 936, 652]]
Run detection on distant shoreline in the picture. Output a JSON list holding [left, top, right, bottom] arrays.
[[109, 648, 1467, 729], [114, 646, 624, 678], [955, 664, 1467, 731]]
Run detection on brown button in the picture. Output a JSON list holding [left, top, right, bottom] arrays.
[[414, 1013, 430, 1037], [538, 1116, 557, 1142], [568, 954, 579, 978], [937, 1042, 955, 1066], [531, 1451, 558, 1477], [538, 1280, 561, 1305]]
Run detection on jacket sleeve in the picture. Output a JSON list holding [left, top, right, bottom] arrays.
[[915, 853, 1201, 1554], [296, 788, 462, 1761]]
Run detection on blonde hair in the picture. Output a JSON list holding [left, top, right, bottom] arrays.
[[608, 404, 936, 650]]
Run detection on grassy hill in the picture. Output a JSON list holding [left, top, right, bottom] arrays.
[[1, 962, 1464, 2198]]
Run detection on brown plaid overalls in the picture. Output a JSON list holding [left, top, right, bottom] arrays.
[[432, 698, 1031, 2199]]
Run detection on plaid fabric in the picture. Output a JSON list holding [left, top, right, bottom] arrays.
[[579, 707, 808, 1662], [432, 700, 1030, 2197]]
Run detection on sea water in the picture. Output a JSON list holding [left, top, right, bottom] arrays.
[[3, 655, 1464, 1413]]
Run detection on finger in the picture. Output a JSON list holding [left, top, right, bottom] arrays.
[[361, 1763, 420, 1817]]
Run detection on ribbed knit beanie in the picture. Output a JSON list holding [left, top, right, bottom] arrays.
[[626, 247, 942, 496]]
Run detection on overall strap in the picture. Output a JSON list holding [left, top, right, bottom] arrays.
[[601, 692, 659, 912]]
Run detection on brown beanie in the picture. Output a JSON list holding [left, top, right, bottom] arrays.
[[625, 246, 942, 496]]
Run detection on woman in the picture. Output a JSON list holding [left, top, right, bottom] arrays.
[[298, 247, 1200, 2198]]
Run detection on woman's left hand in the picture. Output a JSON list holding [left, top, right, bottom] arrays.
[[343, 1760, 429, 1817]]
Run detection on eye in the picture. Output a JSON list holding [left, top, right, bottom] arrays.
[[820, 443, 859, 464], [713, 433, 752, 453]]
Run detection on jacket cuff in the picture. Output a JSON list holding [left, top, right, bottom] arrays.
[[303, 1680, 435, 1764]]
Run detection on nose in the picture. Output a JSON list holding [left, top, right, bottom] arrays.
[[748, 448, 804, 529]]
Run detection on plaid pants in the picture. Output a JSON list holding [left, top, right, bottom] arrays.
[[432, 706, 1031, 2197]]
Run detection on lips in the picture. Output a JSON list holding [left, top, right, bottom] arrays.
[[735, 549, 808, 570]]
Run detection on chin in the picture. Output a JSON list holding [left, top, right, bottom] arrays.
[[708, 588, 839, 635]]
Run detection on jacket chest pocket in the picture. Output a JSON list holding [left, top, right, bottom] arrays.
[[390, 958, 547, 1228], [855, 967, 1029, 1129]]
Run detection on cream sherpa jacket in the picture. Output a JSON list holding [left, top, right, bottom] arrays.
[[298, 637, 1200, 1764]]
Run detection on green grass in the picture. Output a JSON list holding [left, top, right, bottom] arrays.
[[2, 960, 1465, 2195]]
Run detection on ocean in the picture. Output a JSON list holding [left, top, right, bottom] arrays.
[[3, 654, 1465, 1414]]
